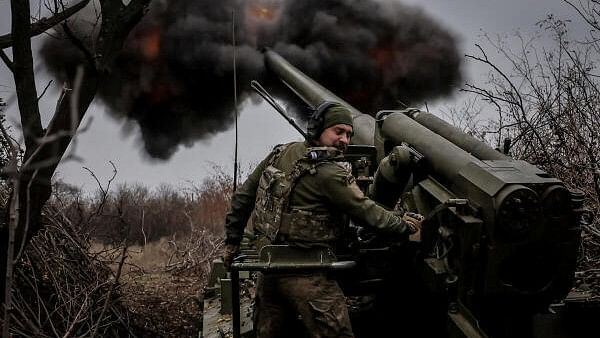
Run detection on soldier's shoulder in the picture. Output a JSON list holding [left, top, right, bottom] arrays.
[[309, 161, 355, 188], [272, 141, 305, 153], [270, 141, 307, 168], [268, 141, 305, 160], [313, 160, 352, 176]]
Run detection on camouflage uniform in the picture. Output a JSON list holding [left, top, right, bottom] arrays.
[[224, 141, 411, 338]]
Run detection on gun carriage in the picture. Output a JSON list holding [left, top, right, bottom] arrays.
[[202, 50, 588, 338]]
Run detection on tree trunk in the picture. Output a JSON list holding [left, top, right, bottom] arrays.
[[1, 0, 151, 308], [0, 67, 99, 305]]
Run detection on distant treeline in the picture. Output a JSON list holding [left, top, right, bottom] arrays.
[[50, 170, 233, 245]]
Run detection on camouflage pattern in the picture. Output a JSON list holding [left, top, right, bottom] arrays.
[[253, 146, 289, 242], [224, 141, 410, 247], [223, 140, 412, 337], [253, 143, 346, 246], [254, 272, 354, 338], [278, 209, 340, 243]]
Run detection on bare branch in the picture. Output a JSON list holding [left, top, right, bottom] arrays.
[[36, 80, 53, 102], [563, 0, 600, 31], [62, 22, 96, 68], [0, 49, 14, 72], [89, 243, 127, 338], [0, 0, 91, 49], [466, 44, 526, 112], [17, 67, 85, 174], [83, 161, 117, 198]]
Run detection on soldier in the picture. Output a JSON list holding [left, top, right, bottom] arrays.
[[223, 102, 423, 338]]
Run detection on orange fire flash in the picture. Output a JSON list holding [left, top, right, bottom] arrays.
[[251, 6, 275, 19], [141, 28, 161, 61], [246, 0, 280, 21], [369, 47, 395, 69]]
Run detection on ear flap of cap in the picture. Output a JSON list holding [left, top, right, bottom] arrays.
[[307, 101, 338, 140]]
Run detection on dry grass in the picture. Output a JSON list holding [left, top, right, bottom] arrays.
[[91, 238, 173, 274], [88, 231, 224, 337]]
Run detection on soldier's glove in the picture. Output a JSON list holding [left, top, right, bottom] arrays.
[[223, 244, 241, 270], [402, 212, 424, 234]]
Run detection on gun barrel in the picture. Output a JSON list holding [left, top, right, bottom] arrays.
[[407, 110, 509, 160], [264, 50, 375, 145], [379, 111, 484, 183]]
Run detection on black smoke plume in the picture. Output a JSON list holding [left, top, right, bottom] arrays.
[[40, 0, 462, 159]]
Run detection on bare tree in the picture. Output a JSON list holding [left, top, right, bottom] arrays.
[[0, 0, 152, 318], [462, 0, 600, 270], [463, 12, 600, 199]]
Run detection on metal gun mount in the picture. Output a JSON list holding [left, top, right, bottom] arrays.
[[208, 245, 355, 338], [201, 49, 593, 338]]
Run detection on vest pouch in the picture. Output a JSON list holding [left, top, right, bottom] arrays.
[[279, 209, 338, 243], [254, 165, 292, 241]]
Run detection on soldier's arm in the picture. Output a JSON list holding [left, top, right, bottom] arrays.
[[224, 153, 271, 245], [318, 163, 413, 235]]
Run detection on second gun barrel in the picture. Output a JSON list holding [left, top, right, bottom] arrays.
[[379, 111, 485, 185], [407, 110, 509, 161]]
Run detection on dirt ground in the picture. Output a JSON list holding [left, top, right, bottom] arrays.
[[122, 269, 204, 338], [99, 240, 214, 337]]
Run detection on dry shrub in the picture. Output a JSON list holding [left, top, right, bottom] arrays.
[[95, 232, 224, 278], [164, 228, 224, 279], [183, 164, 234, 236], [7, 206, 133, 337]]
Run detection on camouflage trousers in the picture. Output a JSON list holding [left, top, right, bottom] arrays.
[[254, 272, 354, 338]]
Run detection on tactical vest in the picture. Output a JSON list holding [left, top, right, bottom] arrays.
[[253, 144, 347, 245]]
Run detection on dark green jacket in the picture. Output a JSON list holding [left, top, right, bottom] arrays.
[[224, 141, 409, 245]]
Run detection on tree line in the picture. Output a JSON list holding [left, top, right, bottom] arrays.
[[50, 170, 233, 246]]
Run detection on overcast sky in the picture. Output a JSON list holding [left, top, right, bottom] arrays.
[[0, 0, 589, 193]]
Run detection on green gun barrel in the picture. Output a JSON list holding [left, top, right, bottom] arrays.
[[264, 49, 376, 145], [406, 110, 509, 161]]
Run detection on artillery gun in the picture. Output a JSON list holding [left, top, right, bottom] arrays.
[[201, 50, 592, 338]]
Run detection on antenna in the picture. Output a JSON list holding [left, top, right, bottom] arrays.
[[250, 80, 310, 141], [232, 8, 239, 192]]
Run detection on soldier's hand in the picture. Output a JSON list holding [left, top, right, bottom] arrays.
[[223, 244, 240, 270], [402, 212, 424, 235]]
